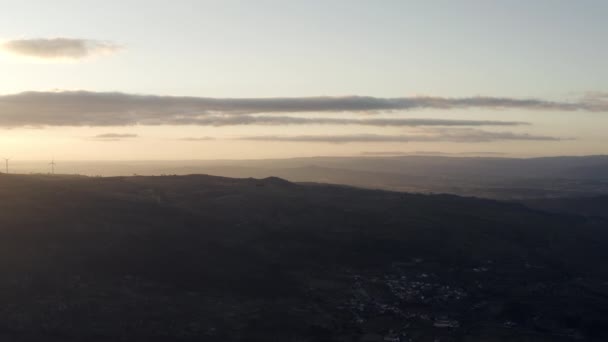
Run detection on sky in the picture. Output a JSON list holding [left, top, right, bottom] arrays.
[[0, 0, 607, 160]]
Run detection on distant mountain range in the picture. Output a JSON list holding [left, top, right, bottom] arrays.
[[8, 155, 608, 199]]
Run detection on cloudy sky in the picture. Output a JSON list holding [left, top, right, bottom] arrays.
[[0, 0, 607, 160]]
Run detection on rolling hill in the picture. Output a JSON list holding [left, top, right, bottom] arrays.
[[0, 173, 606, 341]]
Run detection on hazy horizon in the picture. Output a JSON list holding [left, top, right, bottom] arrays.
[[4, 152, 608, 164]]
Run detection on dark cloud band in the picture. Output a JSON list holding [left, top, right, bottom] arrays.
[[0, 91, 605, 127]]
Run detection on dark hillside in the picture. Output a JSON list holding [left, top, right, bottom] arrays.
[[0, 173, 606, 341]]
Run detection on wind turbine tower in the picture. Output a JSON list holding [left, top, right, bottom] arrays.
[[49, 159, 56, 175], [3, 158, 9, 174]]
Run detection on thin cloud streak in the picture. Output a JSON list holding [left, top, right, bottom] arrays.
[[94, 133, 138, 139], [168, 116, 527, 127], [0, 91, 606, 127], [2, 38, 121, 59], [89, 133, 138, 142], [360, 151, 509, 156], [178, 137, 216, 141], [238, 129, 563, 144]]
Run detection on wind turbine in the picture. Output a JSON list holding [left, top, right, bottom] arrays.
[[2, 158, 9, 174], [49, 158, 56, 175]]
